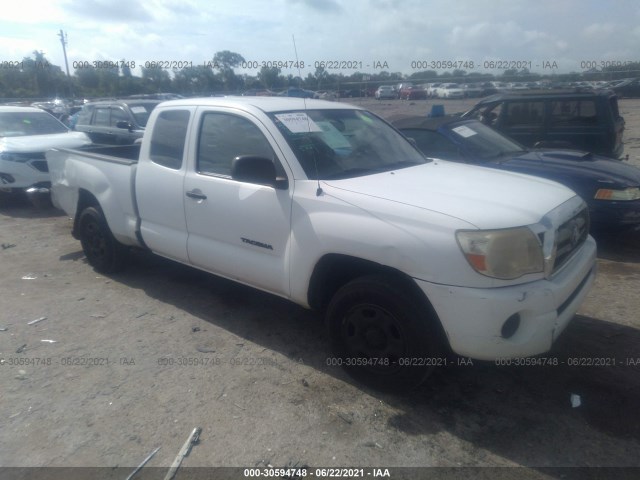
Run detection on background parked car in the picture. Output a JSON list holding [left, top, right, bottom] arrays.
[[609, 78, 640, 98], [399, 85, 427, 100], [277, 87, 315, 98], [375, 85, 396, 100], [438, 83, 466, 99], [313, 90, 339, 100], [392, 115, 640, 232], [462, 83, 484, 98], [0, 106, 90, 206], [425, 83, 442, 98], [74, 99, 160, 145], [461, 90, 625, 158]]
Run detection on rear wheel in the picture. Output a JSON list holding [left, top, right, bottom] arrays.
[[78, 206, 126, 273], [326, 274, 442, 391]]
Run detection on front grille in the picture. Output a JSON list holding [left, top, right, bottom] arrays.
[[553, 206, 590, 273]]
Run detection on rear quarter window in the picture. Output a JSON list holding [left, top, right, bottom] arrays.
[[149, 110, 190, 170], [550, 100, 597, 126]]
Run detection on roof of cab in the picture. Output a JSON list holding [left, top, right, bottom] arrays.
[[155, 96, 362, 113], [473, 88, 617, 106]]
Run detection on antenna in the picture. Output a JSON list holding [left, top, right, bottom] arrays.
[[292, 35, 323, 196], [58, 29, 73, 97]]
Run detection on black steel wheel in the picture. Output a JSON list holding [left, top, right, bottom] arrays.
[[78, 206, 126, 273], [326, 274, 441, 391]]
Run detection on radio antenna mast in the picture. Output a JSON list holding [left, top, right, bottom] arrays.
[[292, 35, 323, 196], [58, 29, 73, 97]]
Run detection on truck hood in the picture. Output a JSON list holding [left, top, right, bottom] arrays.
[[322, 160, 576, 229], [0, 131, 90, 153]]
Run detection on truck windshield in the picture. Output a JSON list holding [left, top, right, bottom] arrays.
[[268, 109, 427, 179], [0, 111, 68, 137]]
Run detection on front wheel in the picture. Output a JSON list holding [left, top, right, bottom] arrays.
[[78, 206, 127, 273], [326, 275, 442, 391]]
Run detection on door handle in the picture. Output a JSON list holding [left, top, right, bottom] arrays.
[[186, 190, 207, 200]]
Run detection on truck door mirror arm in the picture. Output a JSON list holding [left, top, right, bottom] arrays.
[[231, 155, 289, 190]]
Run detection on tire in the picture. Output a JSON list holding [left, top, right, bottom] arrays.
[[78, 206, 127, 273], [326, 274, 442, 391], [27, 191, 53, 209]]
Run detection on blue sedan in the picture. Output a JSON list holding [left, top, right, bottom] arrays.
[[392, 116, 640, 232]]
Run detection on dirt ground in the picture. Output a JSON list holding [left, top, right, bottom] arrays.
[[0, 98, 639, 479]]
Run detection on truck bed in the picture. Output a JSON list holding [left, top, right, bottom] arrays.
[[76, 144, 141, 163], [47, 145, 142, 247]]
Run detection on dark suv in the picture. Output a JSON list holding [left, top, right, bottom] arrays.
[[461, 89, 625, 158], [74, 99, 160, 145]]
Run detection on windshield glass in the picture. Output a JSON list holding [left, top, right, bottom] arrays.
[[268, 109, 427, 179], [0, 111, 68, 137], [128, 103, 160, 127], [447, 121, 525, 159]]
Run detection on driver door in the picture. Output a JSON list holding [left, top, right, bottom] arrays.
[[184, 109, 293, 296]]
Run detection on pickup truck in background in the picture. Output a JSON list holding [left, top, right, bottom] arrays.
[[48, 97, 597, 390]]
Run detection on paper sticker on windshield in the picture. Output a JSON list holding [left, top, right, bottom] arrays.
[[275, 113, 322, 133], [130, 106, 147, 114], [452, 125, 477, 138], [315, 121, 351, 149]]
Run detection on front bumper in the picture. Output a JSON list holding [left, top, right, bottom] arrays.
[[416, 235, 597, 360], [589, 200, 640, 230], [0, 158, 50, 189]]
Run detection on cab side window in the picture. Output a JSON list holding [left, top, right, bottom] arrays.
[[149, 110, 190, 170], [502, 101, 544, 127], [76, 106, 93, 126], [479, 103, 502, 126], [197, 113, 275, 177], [110, 107, 129, 127], [550, 100, 597, 126], [93, 108, 110, 127]]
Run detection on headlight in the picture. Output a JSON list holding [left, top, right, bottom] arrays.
[[456, 227, 544, 280], [594, 187, 640, 201]]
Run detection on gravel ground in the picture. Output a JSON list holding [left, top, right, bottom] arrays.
[[0, 98, 639, 480]]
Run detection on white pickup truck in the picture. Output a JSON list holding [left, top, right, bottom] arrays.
[[48, 97, 597, 390]]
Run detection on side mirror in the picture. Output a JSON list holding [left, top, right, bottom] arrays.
[[231, 155, 288, 189], [116, 120, 132, 130]]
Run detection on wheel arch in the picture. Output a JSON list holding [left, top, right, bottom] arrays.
[[72, 188, 101, 239], [71, 188, 102, 240], [307, 253, 450, 350]]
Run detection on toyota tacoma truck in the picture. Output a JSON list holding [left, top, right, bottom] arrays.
[[48, 97, 597, 390]]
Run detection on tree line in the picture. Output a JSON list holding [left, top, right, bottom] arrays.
[[1, 50, 639, 100]]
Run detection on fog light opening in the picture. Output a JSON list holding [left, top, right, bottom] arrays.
[[1, 173, 16, 185], [501, 313, 521, 339]]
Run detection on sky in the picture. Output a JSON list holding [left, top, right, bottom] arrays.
[[1, 0, 638, 78]]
